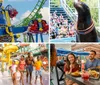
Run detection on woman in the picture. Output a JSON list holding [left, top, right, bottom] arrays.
[[10, 60, 17, 85], [18, 55, 26, 85], [64, 53, 80, 85], [14, 66, 22, 85], [10, 61, 22, 85]]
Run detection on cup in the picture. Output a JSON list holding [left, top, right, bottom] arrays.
[[81, 71, 89, 81]]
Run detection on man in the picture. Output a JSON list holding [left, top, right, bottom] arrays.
[[25, 52, 34, 85], [85, 50, 100, 70], [34, 56, 43, 85]]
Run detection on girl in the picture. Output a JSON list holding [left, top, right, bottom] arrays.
[[10, 61, 22, 85], [14, 67, 22, 85], [10, 60, 17, 85], [64, 53, 80, 85]]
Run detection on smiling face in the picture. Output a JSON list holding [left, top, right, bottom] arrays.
[[21, 56, 24, 60], [68, 54, 75, 64], [12, 61, 15, 65], [89, 51, 96, 60]]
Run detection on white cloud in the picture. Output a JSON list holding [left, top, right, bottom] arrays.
[[11, 17, 19, 25], [12, 8, 49, 25], [40, 7, 49, 23], [10, 10, 31, 25], [20, 10, 31, 20]]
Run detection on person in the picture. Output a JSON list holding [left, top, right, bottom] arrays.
[[18, 55, 26, 85], [13, 66, 22, 85], [34, 56, 43, 85], [64, 53, 80, 85], [42, 57, 48, 71], [50, 44, 57, 73], [25, 52, 34, 85], [10, 61, 22, 85], [85, 50, 100, 70], [76, 56, 81, 68], [96, 55, 100, 67], [10, 60, 17, 85]]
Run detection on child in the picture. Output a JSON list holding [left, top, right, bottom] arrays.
[[10, 60, 22, 85], [34, 56, 43, 85], [14, 67, 22, 85]]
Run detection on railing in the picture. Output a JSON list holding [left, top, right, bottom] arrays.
[[60, 0, 77, 23]]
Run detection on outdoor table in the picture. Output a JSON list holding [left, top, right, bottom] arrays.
[[66, 74, 100, 85]]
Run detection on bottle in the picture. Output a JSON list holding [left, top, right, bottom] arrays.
[[81, 60, 85, 72]]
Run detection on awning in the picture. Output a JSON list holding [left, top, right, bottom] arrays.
[[57, 48, 89, 56]]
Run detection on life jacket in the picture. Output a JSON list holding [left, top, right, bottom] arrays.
[[29, 20, 38, 33], [29, 19, 49, 33], [41, 20, 49, 32]]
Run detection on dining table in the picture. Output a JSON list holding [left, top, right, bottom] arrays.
[[66, 74, 100, 85]]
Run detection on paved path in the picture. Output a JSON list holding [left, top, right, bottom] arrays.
[[0, 69, 49, 85]]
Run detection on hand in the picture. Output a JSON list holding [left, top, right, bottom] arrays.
[[65, 71, 69, 75], [87, 68, 91, 71], [70, 64, 73, 69], [69, 64, 74, 73]]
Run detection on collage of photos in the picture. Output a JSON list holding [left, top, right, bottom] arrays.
[[0, 0, 100, 85]]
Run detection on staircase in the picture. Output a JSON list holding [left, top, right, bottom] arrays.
[[50, 7, 72, 23], [50, 0, 77, 23]]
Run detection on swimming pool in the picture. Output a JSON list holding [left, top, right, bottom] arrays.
[[50, 36, 76, 42]]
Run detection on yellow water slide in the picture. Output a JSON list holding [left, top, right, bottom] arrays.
[[0, 44, 18, 68], [0, 0, 3, 2]]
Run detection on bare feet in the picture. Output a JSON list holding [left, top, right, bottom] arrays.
[[35, 81, 36, 84], [30, 82, 32, 85], [26, 78, 28, 83]]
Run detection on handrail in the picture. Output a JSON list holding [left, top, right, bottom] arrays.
[[60, 0, 77, 23]]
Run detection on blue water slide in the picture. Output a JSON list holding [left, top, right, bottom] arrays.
[[0, 26, 28, 35]]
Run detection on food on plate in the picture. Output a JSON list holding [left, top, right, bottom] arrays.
[[71, 71, 81, 77], [89, 70, 99, 78]]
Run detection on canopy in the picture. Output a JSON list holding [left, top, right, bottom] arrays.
[[57, 48, 89, 56]]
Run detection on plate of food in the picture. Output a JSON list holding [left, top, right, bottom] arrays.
[[71, 71, 81, 77], [88, 70, 100, 80]]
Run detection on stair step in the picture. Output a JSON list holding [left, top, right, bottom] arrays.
[[50, 6, 72, 23]]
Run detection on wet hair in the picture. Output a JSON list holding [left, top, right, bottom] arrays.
[[37, 56, 40, 59], [21, 55, 24, 58], [12, 60, 16, 64], [28, 52, 31, 57], [50, 44, 55, 55], [13, 60, 15, 63], [90, 50, 96, 55]]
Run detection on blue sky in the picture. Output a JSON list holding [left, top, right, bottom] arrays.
[[3, 0, 49, 19]]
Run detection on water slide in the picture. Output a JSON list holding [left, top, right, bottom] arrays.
[[0, 44, 18, 67]]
